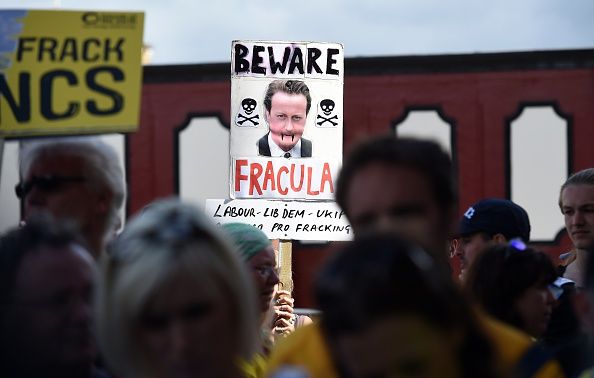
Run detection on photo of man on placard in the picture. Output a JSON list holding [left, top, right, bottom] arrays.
[[258, 79, 313, 158]]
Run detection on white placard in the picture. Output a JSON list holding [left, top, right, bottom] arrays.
[[230, 40, 343, 200], [206, 199, 352, 241]]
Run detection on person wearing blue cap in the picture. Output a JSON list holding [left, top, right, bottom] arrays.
[[457, 199, 586, 377], [455, 198, 531, 281]]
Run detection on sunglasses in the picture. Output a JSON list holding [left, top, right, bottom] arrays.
[[15, 175, 86, 199]]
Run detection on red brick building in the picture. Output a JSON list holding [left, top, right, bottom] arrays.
[[130, 48, 594, 306]]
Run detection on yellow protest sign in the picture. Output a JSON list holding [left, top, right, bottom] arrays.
[[0, 10, 144, 137]]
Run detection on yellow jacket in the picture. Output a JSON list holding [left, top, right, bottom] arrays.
[[267, 314, 565, 378]]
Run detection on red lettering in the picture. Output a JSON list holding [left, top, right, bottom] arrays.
[[290, 164, 305, 192], [235, 159, 334, 198], [234, 159, 248, 192], [262, 161, 276, 191], [249, 162, 263, 195], [320, 163, 334, 193], [307, 167, 319, 195], [277, 166, 289, 195]]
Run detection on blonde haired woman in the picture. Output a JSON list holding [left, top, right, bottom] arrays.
[[95, 199, 258, 378]]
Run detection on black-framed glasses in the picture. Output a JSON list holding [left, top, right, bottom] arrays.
[[15, 175, 86, 199]]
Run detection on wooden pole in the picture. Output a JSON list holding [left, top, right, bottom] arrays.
[[278, 239, 293, 293]]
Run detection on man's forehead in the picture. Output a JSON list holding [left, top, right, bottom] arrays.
[[352, 163, 433, 193], [347, 164, 439, 217], [27, 152, 87, 176], [459, 231, 487, 240], [561, 184, 594, 206], [15, 244, 93, 291], [271, 91, 307, 104]]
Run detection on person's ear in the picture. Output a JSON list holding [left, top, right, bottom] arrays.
[[573, 291, 594, 332], [492, 233, 507, 244], [265, 109, 271, 124]]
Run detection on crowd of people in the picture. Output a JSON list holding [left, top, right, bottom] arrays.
[[1, 134, 594, 377]]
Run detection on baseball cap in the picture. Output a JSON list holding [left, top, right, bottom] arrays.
[[457, 199, 531, 242]]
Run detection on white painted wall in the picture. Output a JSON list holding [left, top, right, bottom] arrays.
[[178, 117, 230, 209], [510, 106, 567, 241], [0, 140, 20, 232], [395, 110, 452, 156]]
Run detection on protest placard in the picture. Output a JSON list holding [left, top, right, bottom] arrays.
[[0, 10, 144, 137], [230, 41, 343, 200]]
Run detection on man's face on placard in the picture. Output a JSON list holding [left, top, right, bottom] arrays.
[[265, 91, 307, 152]]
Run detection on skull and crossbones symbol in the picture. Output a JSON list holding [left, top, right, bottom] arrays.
[[317, 99, 338, 127], [237, 98, 259, 126]]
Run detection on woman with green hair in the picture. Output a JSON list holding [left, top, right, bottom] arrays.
[[223, 223, 280, 316], [221, 223, 283, 377], [222, 223, 311, 348]]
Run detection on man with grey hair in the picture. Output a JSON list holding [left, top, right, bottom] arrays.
[[559, 168, 594, 288], [15, 136, 125, 259]]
